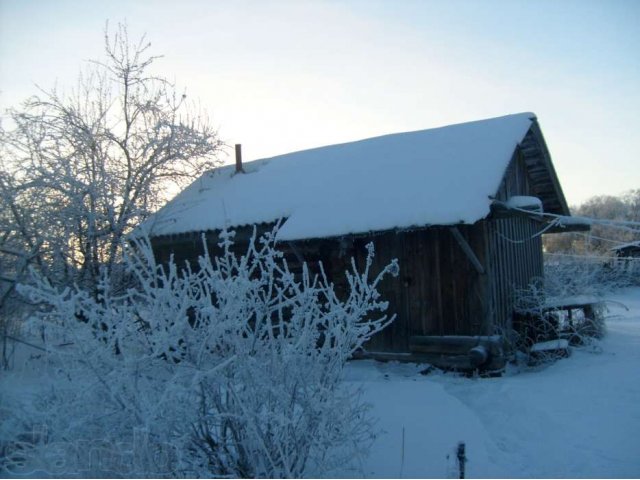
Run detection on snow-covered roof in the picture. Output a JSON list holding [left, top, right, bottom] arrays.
[[144, 112, 538, 241], [505, 196, 543, 212]]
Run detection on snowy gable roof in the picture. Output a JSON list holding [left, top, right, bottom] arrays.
[[145, 113, 538, 241]]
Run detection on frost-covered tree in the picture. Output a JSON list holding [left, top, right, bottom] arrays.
[[0, 24, 222, 294], [543, 190, 640, 254], [4, 229, 398, 477]]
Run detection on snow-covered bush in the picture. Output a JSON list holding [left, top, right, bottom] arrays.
[[4, 228, 398, 478], [544, 252, 639, 297], [511, 275, 605, 361]]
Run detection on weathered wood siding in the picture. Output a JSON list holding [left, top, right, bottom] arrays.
[[495, 150, 532, 200], [485, 217, 544, 332], [486, 147, 545, 333], [152, 224, 493, 354], [288, 225, 491, 353], [150, 219, 543, 353], [151, 224, 276, 266]]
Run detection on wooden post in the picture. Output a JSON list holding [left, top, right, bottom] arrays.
[[235, 144, 244, 174], [457, 442, 466, 479]]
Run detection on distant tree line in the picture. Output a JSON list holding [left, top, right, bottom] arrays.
[[543, 189, 640, 255]]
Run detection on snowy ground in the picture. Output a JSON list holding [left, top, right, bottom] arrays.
[[2, 288, 639, 478], [346, 287, 640, 478]]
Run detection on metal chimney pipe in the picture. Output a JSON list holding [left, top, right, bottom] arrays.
[[235, 144, 244, 174]]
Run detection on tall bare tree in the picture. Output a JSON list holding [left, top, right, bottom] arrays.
[[0, 24, 223, 293]]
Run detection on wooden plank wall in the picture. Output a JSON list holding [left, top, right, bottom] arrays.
[[151, 224, 276, 268], [151, 223, 494, 354], [485, 217, 544, 332], [307, 225, 491, 353], [495, 149, 531, 200], [487, 146, 545, 333]]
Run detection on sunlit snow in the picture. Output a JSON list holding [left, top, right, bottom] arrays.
[[144, 112, 535, 241], [3, 288, 639, 477], [342, 287, 640, 478]]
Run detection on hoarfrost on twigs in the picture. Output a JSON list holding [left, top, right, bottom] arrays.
[[13, 225, 398, 478]]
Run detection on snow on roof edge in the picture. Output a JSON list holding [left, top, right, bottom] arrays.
[[143, 112, 538, 240]]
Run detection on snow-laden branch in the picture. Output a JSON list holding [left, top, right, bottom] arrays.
[[0, 23, 223, 296], [13, 226, 398, 477]]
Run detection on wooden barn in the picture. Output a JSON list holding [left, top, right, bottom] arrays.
[[143, 113, 584, 370]]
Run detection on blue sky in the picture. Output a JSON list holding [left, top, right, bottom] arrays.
[[1, 0, 638, 205]]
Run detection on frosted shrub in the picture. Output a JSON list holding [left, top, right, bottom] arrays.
[[8, 229, 398, 478], [544, 253, 639, 298], [510, 278, 554, 352], [512, 276, 605, 360]]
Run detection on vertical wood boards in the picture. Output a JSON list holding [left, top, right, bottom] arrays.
[[348, 225, 490, 352], [488, 147, 545, 333], [151, 223, 500, 354], [485, 217, 544, 333]]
